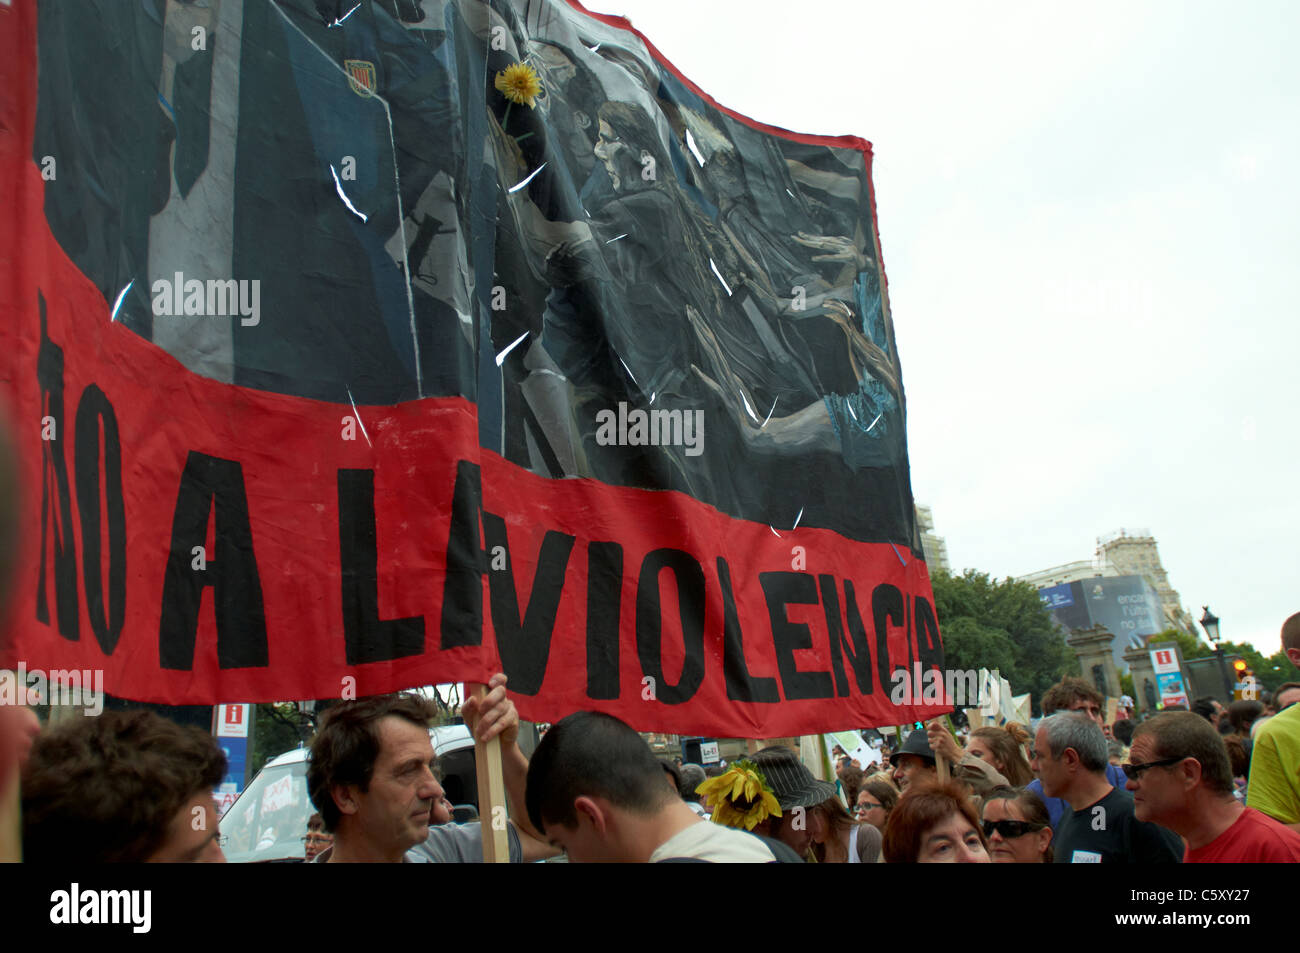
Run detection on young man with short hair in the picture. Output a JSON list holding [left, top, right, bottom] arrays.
[[22, 710, 227, 862], [525, 711, 792, 862], [1032, 712, 1182, 864], [1127, 712, 1300, 862]]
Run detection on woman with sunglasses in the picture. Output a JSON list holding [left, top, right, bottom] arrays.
[[981, 786, 1053, 863]]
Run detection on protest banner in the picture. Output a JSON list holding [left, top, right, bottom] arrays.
[[0, 0, 948, 740], [824, 730, 880, 771]]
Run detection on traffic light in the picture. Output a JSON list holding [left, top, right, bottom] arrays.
[[1231, 659, 1257, 701]]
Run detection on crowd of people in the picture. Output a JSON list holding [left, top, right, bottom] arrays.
[[1, 421, 1298, 862], [4, 612, 1298, 863]]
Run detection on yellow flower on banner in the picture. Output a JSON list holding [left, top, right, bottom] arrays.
[[696, 760, 781, 831], [494, 62, 542, 108]]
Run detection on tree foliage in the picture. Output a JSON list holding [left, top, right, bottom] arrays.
[[250, 703, 309, 778], [930, 570, 1070, 715], [1143, 629, 1300, 694], [1144, 628, 1213, 662]]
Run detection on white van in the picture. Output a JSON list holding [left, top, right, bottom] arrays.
[[218, 725, 478, 863]]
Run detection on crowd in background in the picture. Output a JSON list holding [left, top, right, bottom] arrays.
[[2, 405, 1298, 871], [5, 622, 1300, 864]]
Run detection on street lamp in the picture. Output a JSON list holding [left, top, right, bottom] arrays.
[[1199, 607, 1220, 643], [1201, 606, 1233, 699]]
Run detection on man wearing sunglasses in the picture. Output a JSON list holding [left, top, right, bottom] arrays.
[[1127, 712, 1300, 862], [1032, 713, 1182, 863]]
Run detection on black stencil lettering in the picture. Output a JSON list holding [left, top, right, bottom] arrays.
[[35, 292, 78, 639], [159, 452, 268, 669], [636, 549, 706, 705], [870, 583, 905, 686], [482, 514, 574, 696], [585, 541, 623, 700], [822, 573, 873, 696], [73, 385, 126, 655], [440, 460, 485, 649], [338, 469, 425, 664], [718, 557, 779, 703], [914, 595, 945, 675], [844, 580, 890, 694], [760, 572, 832, 701]]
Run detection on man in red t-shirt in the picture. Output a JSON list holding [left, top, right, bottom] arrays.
[[1127, 712, 1300, 862]]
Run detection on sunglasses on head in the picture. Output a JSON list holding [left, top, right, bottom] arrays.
[[982, 819, 1044, 839]]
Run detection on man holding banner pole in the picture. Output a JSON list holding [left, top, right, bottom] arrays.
[[886, 721, 1008, 793], [307, 675, 555, 863]]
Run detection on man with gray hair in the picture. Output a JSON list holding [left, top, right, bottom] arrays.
[[1032, 713, 1182, 863], [1127, 713, 1300, 862]]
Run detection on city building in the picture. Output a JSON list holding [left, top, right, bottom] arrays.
[[1015, 558, 1118, 591], [1017, 528, 1201, 674], [1095, 529, 1198, 635], [1038, 574, 1170, 671], [915, 504, 951, 575]]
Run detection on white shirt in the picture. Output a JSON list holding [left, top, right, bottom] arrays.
[[649, 821, 778, 863]]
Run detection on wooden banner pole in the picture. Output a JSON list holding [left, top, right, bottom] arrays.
[[0, 772, 19, 863], [466, 683, 510, 864], [930, 719, 950, 784]]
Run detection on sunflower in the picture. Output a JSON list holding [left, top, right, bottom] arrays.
[[494, 62, 542, 108], [696, 760, 782, 831]]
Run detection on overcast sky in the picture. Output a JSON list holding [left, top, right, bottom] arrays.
[[589, 0, 1299, 655]]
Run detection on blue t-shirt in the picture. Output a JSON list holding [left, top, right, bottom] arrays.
[[1028, 763, 1129, 829]]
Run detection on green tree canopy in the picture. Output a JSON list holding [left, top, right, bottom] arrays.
[[930, 570, 1070, 716], [1143, 629, 1300, 694], [1143, 628, 1213, 662]]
